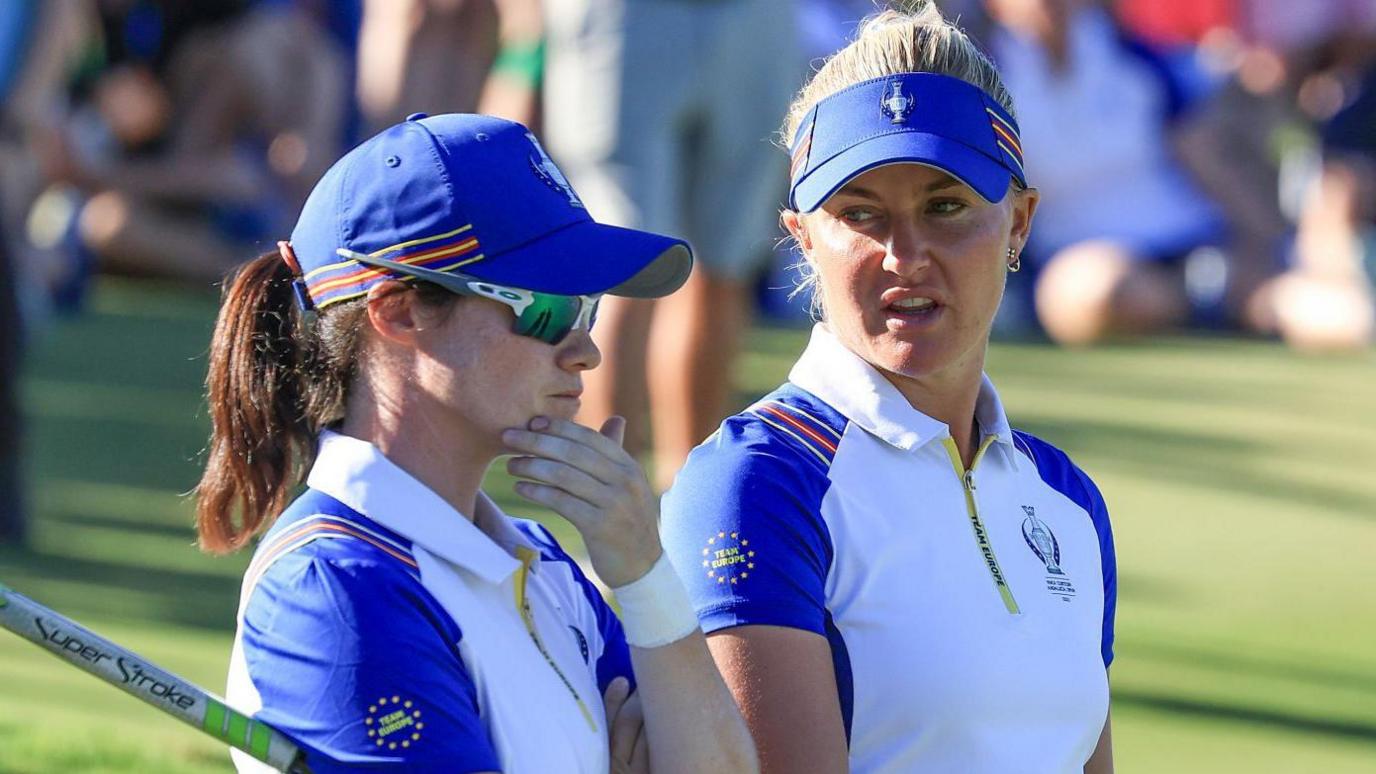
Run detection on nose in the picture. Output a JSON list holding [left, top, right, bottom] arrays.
[[882, 217, 933, 279], [557, 327, 602, 372]]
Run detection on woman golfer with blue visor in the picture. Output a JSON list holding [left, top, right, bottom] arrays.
[[195, 113, 756, 773], [661, 6, 1116, 773]]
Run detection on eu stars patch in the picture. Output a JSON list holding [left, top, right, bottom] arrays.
[[365, 695, 425, 750], [701, 531, 755, 585]]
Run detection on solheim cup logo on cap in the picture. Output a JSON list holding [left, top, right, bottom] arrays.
[[1021, 506, 1077, 601], [527, 132, 584, 208], [701, 531, 755, 586], [880, 80, 914, 124]]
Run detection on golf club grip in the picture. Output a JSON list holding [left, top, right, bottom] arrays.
[[0, 583, 311, 773]]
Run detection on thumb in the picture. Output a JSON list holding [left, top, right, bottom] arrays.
[[600, 415, 627, 447]]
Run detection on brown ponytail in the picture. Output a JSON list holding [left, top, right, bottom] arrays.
[[195, 252, 365, 553]]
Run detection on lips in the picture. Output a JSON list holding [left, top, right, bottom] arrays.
[[889, 296, 936, 313], [881, 287, 946, 317]]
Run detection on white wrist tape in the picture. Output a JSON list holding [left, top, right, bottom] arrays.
[[611, 551, 700, 649]]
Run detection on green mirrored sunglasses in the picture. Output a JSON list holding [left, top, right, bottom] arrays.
[[335, 249, 600, 345]]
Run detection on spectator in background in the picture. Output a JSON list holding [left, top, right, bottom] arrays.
[[1115, 0, 1233, 46], [36, 0, 350, 284], [0, 0, 88, 320], [356, 0, 544, 132], [983, 0, 1227, 345], [0, 220, 19, 544], [544, 0, 799, 490], [1159, 0, 1376, 351], [1168, 31, 1296, 333], [1269, 115, 1376, 351], [0, 1, 37, 544], [0, 0, 90, 543], [1243, 0, 1376, 350]]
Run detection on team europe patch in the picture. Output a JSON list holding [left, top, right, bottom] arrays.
[[1020, 506, 1078, 601], [702, 531, 755, 586], [365, 695, 425, 751]]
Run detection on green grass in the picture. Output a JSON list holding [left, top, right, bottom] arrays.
[[2, 278, 1374, 772]]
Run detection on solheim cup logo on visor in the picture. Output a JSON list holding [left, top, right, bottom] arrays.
[[880, 80, 914, 124], [527, 132, 584, 208]]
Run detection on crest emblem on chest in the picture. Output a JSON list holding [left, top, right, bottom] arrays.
[[1021, 506, 1078, 601]]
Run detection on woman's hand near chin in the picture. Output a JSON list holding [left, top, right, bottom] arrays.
[[504, 414, 759, 774], [502, 414, 661, 588]]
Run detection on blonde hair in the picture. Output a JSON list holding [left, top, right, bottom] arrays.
[[782, 3, 1014, 143], [783, 2, 1016, 318]]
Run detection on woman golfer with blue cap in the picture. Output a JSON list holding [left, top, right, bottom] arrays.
[[194, 113, 756, 773], [661, 6, 1115, 773]]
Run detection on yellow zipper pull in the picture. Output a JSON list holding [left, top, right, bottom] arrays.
[[945, 437, 1021, 615], [513, 548, 598, 731]]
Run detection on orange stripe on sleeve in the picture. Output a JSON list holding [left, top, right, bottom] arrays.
[[759, 404, 838, 454]]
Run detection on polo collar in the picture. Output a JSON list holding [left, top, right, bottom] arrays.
[[306, 430, 536, 584], [788, 324, 1014, 452]]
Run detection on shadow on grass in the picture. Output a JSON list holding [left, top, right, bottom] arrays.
[[1129, 639, 1376, 696], [1113, 572, 1189, 604], [0, 543, 240, 632], [1016, 417, 1375, 521], [0, 717, 229, 774], [43, 510, 199, 541], [1117, 688, 1376, 744]]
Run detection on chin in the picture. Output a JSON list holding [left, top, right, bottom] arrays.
[[875, 347, 963, 385], [543, 397, 582, 420], [871, 338, 954, 380]]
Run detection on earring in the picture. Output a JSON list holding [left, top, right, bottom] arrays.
[[1007, 246, 1021, 273]]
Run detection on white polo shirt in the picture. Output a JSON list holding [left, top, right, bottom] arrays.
[[663, 325, 1116, 773], [227, 431, 629, 773]]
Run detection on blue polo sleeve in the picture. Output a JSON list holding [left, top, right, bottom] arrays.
[[661, 415, 835, 636], [239, 547, 499, 773]]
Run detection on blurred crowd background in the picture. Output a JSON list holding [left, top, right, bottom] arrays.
[[0, 0, 1373, 545]]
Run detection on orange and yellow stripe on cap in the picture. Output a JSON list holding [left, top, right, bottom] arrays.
[[305, 225, 484, 308]]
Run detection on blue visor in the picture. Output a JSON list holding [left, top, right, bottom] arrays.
[[788, 72, 1027, 212]]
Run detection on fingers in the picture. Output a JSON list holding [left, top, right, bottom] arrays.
[[506, 455, 607, 504], [600, 415, 627, 448], [603, 676, 630, 730], [505, 414, 660, 588], [511, 416, 632, 467], [502, 425, 627, 487], [608, 687, 644, 769], [510, 480, 600, 525], [630, 726, 649, 774]]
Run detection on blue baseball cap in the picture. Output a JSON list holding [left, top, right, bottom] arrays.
[[288, 113, 693, 309], [788, 72, 1027, 212]]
